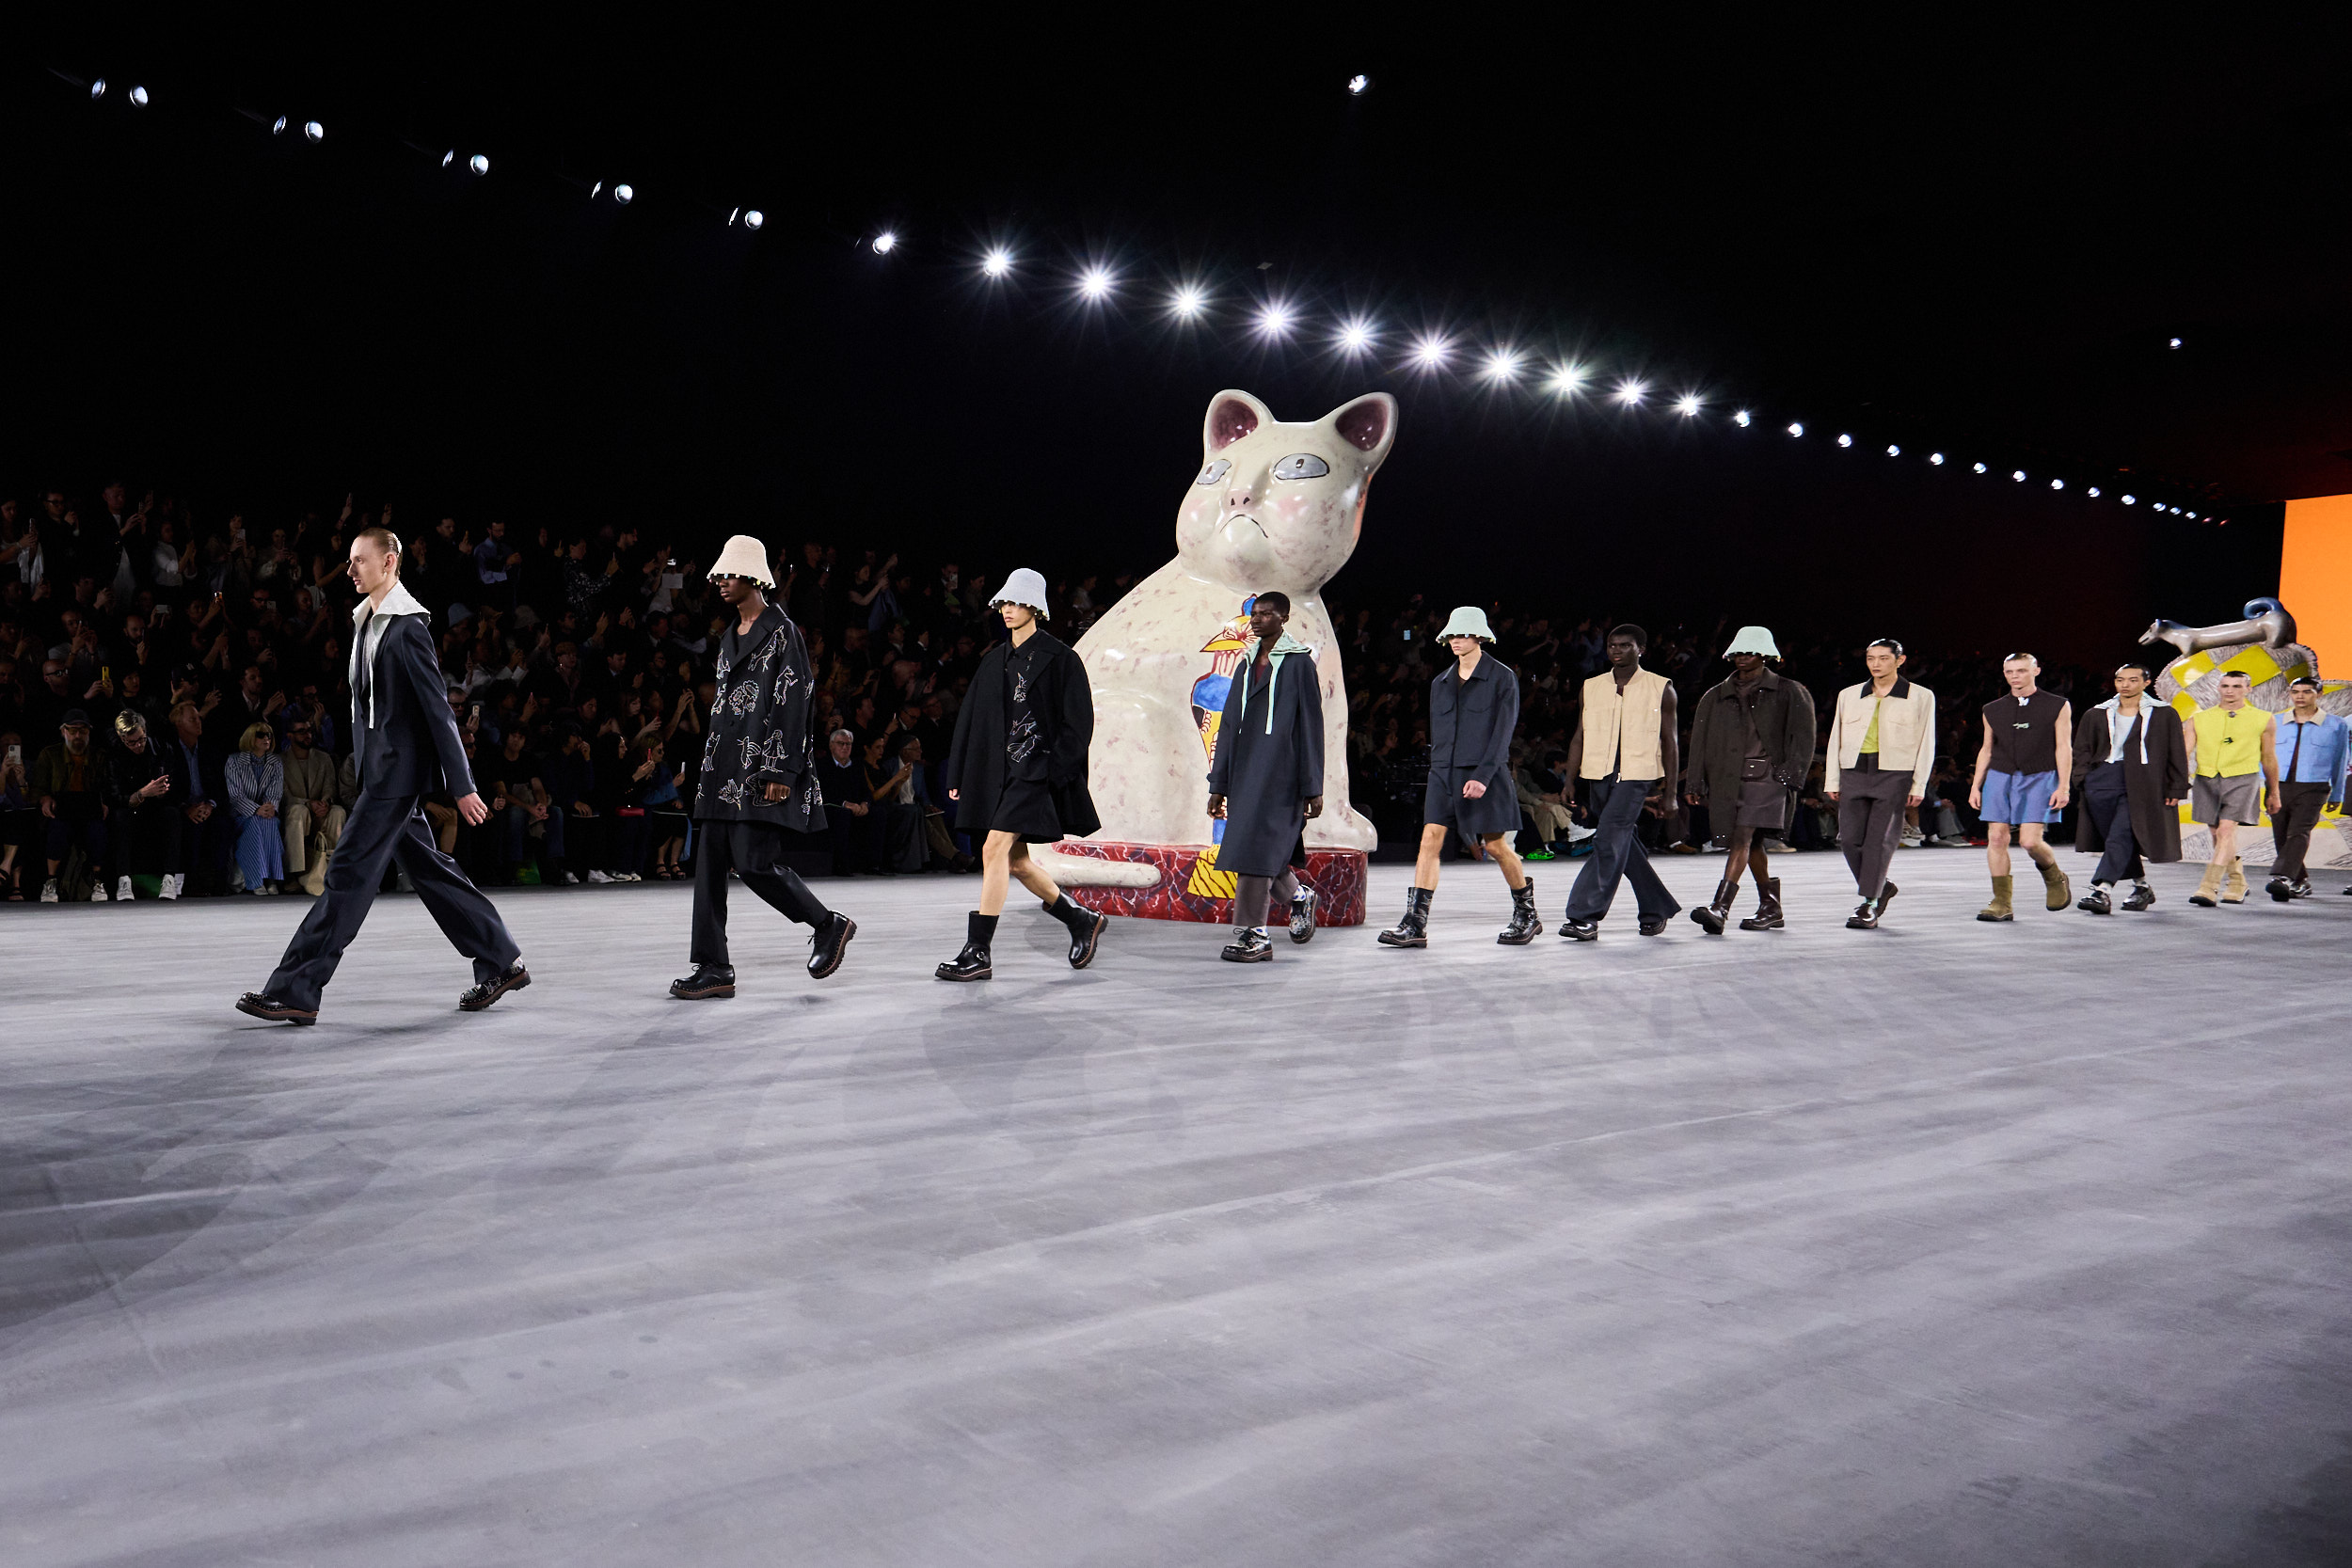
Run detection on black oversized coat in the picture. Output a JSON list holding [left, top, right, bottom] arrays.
[[2070, 702, 2187, 863], [1689, 668, 1817, 811], [693, 602, 826, 832], [944, 630, 1102, 839], [1205, 640, 1325, 878], [1422, 654, 1522, 837]]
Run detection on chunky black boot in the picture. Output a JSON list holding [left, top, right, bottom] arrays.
[[1048, 895, 1108, 969], [1690, 878, 1737, 935], [1378, 886, 1433, 947], [807, 911, 856, 978], [1288, 885, 1319, 943], [935, 911, 995, 982], [1220, 927, 1274, 962], [669, 964, 736, 1000], [1498, 879, 1541, 945], [1737, 877, 1784, 931]]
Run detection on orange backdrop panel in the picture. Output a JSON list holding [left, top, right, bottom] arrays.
[[2281, 493, 2352, 674]]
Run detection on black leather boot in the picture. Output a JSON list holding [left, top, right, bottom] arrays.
[[1498, 879, 1541, 945], [935, 911, 995, 982], [1378, 886, 1433, 947], [1737, 877, 1784, 931], [1047, 895, 1108, 969], [669, 964, 736, 1000], [1690, 878, 1737, 935], [807, 911, 856, 978]]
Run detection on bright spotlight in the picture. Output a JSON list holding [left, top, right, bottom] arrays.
[[1972, 462, 1987, 474], [1612, 378, 1646, 405], [469, 153, 489, 176], [90, 80, 106, 101], [2088, 486, 2101, 497], [1486, 349, 1523, 383], [1078, 266, 1114, 300], [871, 230, 895, 254], [2049, 478, 2064, 490], [2169, 505, 2183, 515], [2011, 469, 2026, 482], [614, 183, 633, 205], [1169, 284, 1205, 317], [2169, 337, 2183, 349], [1836, 433, 1852, 448], [1885, 444, 1899, 456], [1929, 452, 1945, 465], [1258, 302, 1294, 337], [1675, 394, 1700, 417], [2186, 511, 2199, 519], [1732, 409, 1751, 427], [273, 116, 288, 135], [2122, 494, 2137, 506], [1347, 73, 1371, 95], [982, 248, 1011, 277], [744, 210, 766, 230], [1412, 337, 1451, 369], [304, 120, 324, 142], [590, 181, 602, 198], [442, 150, 454, 166], [1336, 318, 1375, 354], [130, 86, 150, 107], [1787, 422, 1804, 437], [1549, 362, 1586, 395]]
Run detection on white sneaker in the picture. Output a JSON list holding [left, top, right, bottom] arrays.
[[1899, 828, 1924, 847], [261, 883, 281, 895], [117, 877, 135, 901], [40, 879, 59, 903], [160, 873, 183, 900], [560, 871, 580, 885], [587, 869, 612, 883], [88, 883, 108, 902]]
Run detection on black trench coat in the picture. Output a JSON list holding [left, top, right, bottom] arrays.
[[693, 602, 825, 832], [945, 630, 1103, 840], [1422, 654, 1522, 836], [1206, 641, 1325, 878], [2070, 703, 2188, 863]]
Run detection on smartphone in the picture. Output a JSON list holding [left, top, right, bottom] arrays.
[[6, 745, 19, 766]]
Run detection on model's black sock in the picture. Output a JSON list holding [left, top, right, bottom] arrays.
[[1046, 893, 1095, 932], [968, 911, 999, 949]]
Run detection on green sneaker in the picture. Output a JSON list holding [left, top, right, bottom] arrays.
[[1524, 846, 1557, 862]]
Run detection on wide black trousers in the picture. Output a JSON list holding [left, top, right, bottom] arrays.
[[1836, 765, 1911, 898], [265, 791, 521, 1010], [2270, 780, 2332, 881], [1565, 775, 1679, 921], [691, 818, 832, 968], [2081, 760, 2143, 885]]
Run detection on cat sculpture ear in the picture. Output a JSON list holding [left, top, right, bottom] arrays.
[[1324, 392, 1398, 471], [1202, 389, 1277, 453]]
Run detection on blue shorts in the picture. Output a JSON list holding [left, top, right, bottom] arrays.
[[1981, 768, 2060, 827]]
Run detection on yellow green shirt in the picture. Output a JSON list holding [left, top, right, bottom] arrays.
[[1859, 698, 1883, 754]]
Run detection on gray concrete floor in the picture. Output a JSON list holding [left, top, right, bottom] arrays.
[[3, 847, 2349, 1567]]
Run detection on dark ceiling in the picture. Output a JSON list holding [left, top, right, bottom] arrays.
[[5, 16, 2344, 653]]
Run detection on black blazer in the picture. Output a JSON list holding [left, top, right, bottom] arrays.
[[354, 612, 476, 800]]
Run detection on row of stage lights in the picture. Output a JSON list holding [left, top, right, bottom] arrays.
[[882, 241, 2217, 519], [56, 66, 2215, 518]]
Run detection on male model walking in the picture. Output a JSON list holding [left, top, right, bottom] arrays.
[[1824, 638, 1936, 929], [2265, 676, 2347, 901], [1205, 593, 1325, 962], [2067, 662, 2187, 913], [2184, 670, 2280, 908], [1560, 625, 1680, 941], [1684, 626, 1815, 934], [237, 527, 528, 1024], [935, 568, 1108, 980], [1378, 607, 1539, 947], [1967, 653, 2073, 921], [669, 536, 855, 1000]]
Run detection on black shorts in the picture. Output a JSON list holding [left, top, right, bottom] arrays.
[[990, 776, 1066, 843]]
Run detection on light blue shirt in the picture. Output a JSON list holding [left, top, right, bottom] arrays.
[[2106, 705, 2144, 763], [2275, 711, 2350, 803]]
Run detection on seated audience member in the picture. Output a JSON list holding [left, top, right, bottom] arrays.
[[861, 731, 923, 874], [546, 722, 606, 879], [814, 727, 870, 876], [1, 731, 40, 899], [225, 721, 286, 895], [611, 736, 664, 881], [899, 736, 972, 871], [484, 727, 568, 883], [103, 710, 182, 900], [33, 709, 110, 901], [279, 717, 343, 895], [1513, 742, 1574, 861], [164, 701, 230, 895]]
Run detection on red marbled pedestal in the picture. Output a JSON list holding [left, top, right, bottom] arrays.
[[1055, 841, 1367, 926]]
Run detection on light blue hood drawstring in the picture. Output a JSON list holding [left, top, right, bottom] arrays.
[[1238, 633, 1315, 734]]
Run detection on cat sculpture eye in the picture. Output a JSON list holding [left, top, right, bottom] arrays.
[[1194, 458, 1232, 487], [1272, 452, 1330, 481]]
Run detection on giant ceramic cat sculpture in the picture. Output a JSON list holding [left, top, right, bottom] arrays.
[[1074, 388, 1394, 858]]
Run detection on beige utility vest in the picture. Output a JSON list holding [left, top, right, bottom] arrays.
[[1580, 667, 1670, 780]]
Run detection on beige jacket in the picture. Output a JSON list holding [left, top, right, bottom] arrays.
[[1579, 667, 1671, 781], [1825, 678, 1936, 794]]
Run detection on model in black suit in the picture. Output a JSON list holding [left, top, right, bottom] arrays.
[[237, 529, 528, 1025]]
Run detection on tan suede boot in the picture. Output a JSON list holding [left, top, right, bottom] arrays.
[[2188, 863, 2223, 907], [1977, 875, 2014, 922], [2038, 859, 2071, 911], [2221, 858, 2248, 904]]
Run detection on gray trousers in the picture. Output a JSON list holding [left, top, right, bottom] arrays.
[[1233, 867, 1300, 929], [1836, 766, 1910, 900]]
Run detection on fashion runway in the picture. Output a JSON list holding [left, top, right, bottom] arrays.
[[4, 852, 2348, 1566]]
